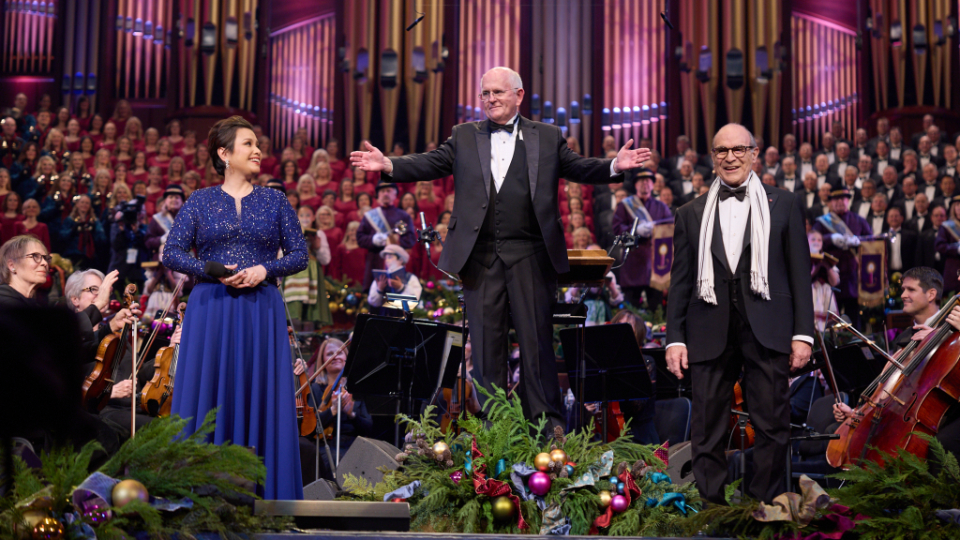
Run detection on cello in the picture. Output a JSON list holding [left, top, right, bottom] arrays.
[[81, 284, 138, 413], [827, 296, 960, 468], [140, 302, 186, 417]]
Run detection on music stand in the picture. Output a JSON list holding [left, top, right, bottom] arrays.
[[345, 314, 462, 446], [559, 323, 653, 442]]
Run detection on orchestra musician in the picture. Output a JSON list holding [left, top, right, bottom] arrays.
[[295, 338, 372, 484], [832, 267, 960, 461], [162, 116, 308, 500], [350, 66, 650, 432], [666, 124, 814, 504]]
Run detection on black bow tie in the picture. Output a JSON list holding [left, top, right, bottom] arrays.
[[719, 184, 747, 202], [489, 120, 515, 134]]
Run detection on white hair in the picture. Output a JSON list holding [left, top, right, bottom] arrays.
[[65, 269, 105, 310], [480, 67, 523, 91]]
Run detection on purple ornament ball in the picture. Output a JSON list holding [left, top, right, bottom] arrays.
[[611, 494, 629, 512], [528, 471, 552, 496]]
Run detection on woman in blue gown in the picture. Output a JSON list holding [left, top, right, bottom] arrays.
[[163, 116, 308, 499]]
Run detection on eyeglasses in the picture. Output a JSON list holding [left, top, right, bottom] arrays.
[[478, 89, 519, 102], [712, 146, 756, 159], [21, 252, 52, 265], [80, 286, 100, 295]]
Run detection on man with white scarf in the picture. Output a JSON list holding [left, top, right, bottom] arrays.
[[665, 124, 814, 505]]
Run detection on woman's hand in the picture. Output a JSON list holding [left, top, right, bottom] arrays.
[[94, 270, 120, 312], [109, 302, 141, 333], [219, 264, 243, 287], [110, 379, 134, 399]]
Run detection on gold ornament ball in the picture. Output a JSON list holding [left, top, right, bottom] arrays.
[[549, 449, 568, 464], [598, 490, 613, 508], [31, 517, 64, 540], [534, 452, 552, 472], [432, 441, 450, 455], [112, 479, 149, 507], [443, 307, 455, 316], [16, 509, 48, 538], [491, 495, 515, 522]]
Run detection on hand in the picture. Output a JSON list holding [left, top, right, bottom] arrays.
[[847, 235, 861, 248], [170, 324, 182, 345], [830, 234, 846, 249], [109, 302, 141, 333], [613, 139, 652, 173], [388, 275, 404, 291], [94, 270, 120, 312], [236, 265, 268, 288], [911, 323, 935, 342], [584, 402, 600, 414], [665, 345, 688, 379], [833, 402, 854, 423], [341, 392, 356, 417], [789, 340, 812, 372], [947, 306, 960, 332], [293, 358, 307, 376], [376, 274, 388, 292], [220, 264, 243, 287], [349, 141, 393, 174], [110, 379, 134, 399], [637, 221, 654, 238], [372, 232, 388, 247]]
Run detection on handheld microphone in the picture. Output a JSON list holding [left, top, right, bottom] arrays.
[[204, 261, 237, 278]]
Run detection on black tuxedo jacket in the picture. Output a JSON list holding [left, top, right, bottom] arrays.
[[889, 229, 920, 272], [386, 116, 618, 274], [906, 213, 933, 234], [666, 185, 814, 362]]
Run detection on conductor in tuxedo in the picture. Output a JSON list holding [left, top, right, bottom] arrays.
[[350, 67, 651, 430], [665, 124, 814, 504]]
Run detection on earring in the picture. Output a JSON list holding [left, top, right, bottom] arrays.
[[225, 159, 230, 170]]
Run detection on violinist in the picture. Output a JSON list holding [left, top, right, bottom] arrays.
[[832, 267, 960, 459], [295, 338, 372, 484]]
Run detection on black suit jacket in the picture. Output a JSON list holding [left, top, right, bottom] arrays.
[[386, 116, 619, 274], [906, 213, 933, 234], [889, 229, 920, 272], [666, 185, 814, 362]]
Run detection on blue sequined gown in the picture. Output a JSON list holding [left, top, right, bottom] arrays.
[[163, 185, 308, 500]]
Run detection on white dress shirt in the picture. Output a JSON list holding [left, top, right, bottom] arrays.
[[870, 213, 885, 236], [890, 146, 903, 161], [799, 160, 814, 177], [781, 177, 798, 193], [903, 198, 915, 220], [491, 113, 618, 192], [924, 184, 938, 202], [914, 213, 927, 233]]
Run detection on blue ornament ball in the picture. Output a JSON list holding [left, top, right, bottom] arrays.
[[565, 464, 575, 476], [346, 293, 360, 307]]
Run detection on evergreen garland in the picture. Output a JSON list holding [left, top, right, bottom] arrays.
[[339, 385, 698, 535], [1, 411, 293, 538]]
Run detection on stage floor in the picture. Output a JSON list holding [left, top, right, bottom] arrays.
[[255, 533, 729, 540]]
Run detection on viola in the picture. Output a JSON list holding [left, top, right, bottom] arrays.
[[81, 284, 138, 413], [140, 302, 186, 417]]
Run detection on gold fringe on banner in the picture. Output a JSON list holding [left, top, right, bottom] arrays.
[[857, 240, 887, 309], [650, 224, 674, 292]]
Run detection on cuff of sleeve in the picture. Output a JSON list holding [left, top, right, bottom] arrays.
[[666, 342, 686, 349], [792, 335, 814, 345], [609, 159, 620, 177]]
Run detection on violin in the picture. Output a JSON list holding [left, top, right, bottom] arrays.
[[591, 401, 626, 442], [729, 381, 756, 449], [292, 328, 319, 438], [81, 284, 138, 413], [295, 337, 352, 439], [140, 302, 186, 417], [441, 377, 477, 434]]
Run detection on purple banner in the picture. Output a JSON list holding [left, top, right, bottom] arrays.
[[653, 237, 673, 275], [860, 254, 883, 293]]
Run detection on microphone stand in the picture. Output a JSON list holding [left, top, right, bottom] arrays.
[[609, 217, 640, 271], [418, 212, 470, 434]]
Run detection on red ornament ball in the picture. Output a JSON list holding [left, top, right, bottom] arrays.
[[391, 497, 406, 503]]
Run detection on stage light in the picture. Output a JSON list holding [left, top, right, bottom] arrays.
[[660, 101, 667, 120], [601, 108, 611, 131], [912, 24, 927, 54], [570, 101, 580, 123], [73, 71, 84, 94], [531, 94, 541, 116], [650, 103, 659, 123], [133, 17, 143, 36], [634, 106, 643, 127], [696, 45, 711, 83], [583, 94, 592, 115], [543, 101, 554, 124], [612, 107, 621, 129], [557, 107, 567, 131]]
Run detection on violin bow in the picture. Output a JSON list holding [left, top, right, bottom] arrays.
[[815, 329, 842, 406], [136, 273, 188, 373]]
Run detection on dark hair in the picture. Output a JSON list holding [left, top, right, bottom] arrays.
[[610, 309, 646, 347], [207, 115, 255, 175], [903, 267, 943, 303], [74, 96, 90, 116]]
